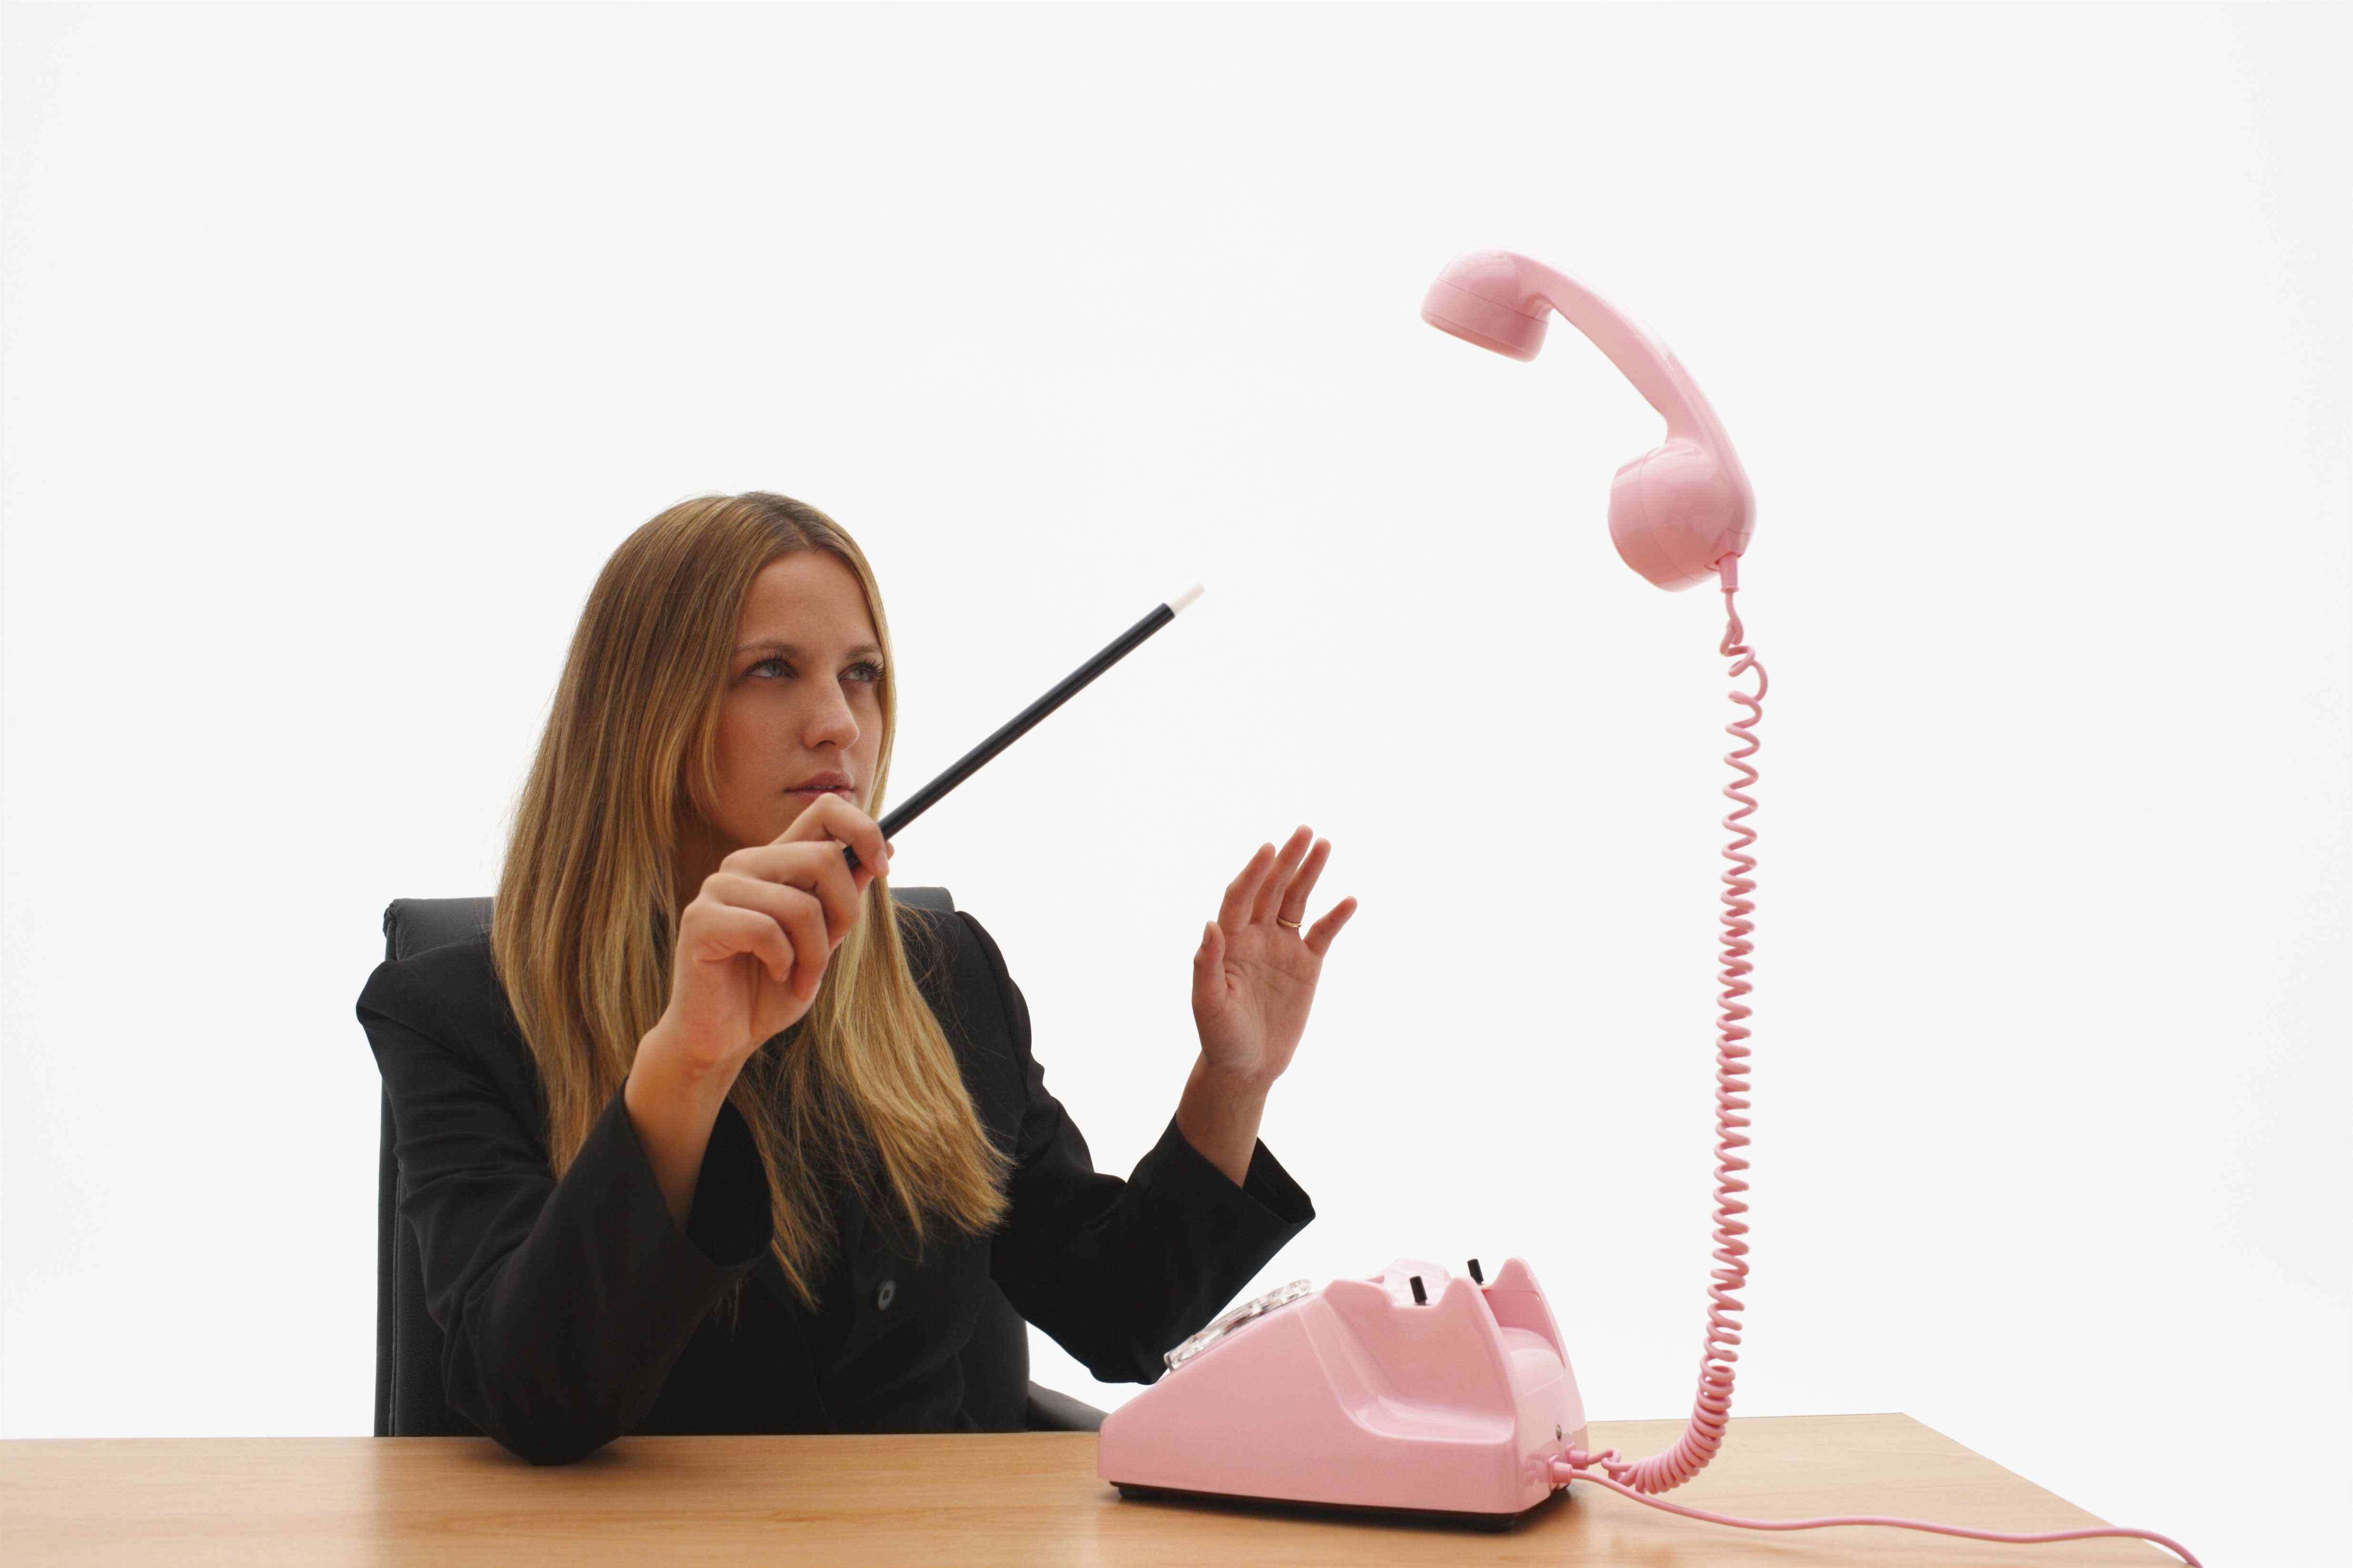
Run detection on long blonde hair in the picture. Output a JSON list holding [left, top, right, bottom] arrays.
[[490, 492, 1011, 1319]]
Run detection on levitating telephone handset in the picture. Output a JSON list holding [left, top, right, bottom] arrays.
[[1097, 249, 2200, 1567]]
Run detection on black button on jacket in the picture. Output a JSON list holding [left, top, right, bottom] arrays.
[[354, 903, 1315, 1465]]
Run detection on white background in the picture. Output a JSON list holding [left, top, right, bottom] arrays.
[[3, 4, 2345, 1566]]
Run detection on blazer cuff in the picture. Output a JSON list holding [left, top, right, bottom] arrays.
[[1142, 1112, 1316, 1232], [596, 1081, 774, 1273]]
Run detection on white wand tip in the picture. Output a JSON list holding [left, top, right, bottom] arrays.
[[1168, 582, 1204, 615]]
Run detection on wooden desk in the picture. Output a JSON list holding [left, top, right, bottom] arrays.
[[1, 1413, 2174, 1566]]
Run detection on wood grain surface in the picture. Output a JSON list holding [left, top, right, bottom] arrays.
[[0, 1412, 2178, 1566]]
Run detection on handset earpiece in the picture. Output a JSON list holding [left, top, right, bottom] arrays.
[[1421, 248, 1754, 590], [1608, 434, 1749, 592]]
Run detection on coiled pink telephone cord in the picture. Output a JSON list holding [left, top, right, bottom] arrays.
[[1550, 559, 2201, 1567]]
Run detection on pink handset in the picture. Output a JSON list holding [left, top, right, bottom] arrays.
[[1097, 249, 2201, 1568], [1420, 247, 1755, 591]]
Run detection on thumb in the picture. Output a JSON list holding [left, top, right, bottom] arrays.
[[1192, 921, 1225, 1012]]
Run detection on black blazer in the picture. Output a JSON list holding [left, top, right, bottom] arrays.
[[354, 900, 1314, 1466]]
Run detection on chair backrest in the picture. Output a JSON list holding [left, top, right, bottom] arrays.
[[373, 886, 1033, 1435]]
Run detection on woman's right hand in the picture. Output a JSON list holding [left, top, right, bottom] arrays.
[[646, 794, 895, 1089]]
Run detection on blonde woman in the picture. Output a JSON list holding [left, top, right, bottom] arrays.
[[356, 492, 1356, 1466]]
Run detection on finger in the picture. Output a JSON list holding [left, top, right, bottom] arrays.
[[712, 875, 831, 996], [687, 902, 799, 987], [722, 842, 867, 945], [777, 791, 891, 873], [772, 887, 832, 997], [1250, 826, 1315, 925], [1217, 842, 1276, 931], [1275, 836, 1331, 928], [1302, 896, 1357, 960], [720, 847, 862, 944]]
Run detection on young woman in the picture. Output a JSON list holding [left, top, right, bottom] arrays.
[[356, 491, 1356, 1465]]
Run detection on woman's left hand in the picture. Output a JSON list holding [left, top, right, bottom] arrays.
[[1192, 825, 1358, 1091]]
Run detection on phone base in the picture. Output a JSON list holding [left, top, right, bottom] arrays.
[[1099, 1257, 1587, 1520]]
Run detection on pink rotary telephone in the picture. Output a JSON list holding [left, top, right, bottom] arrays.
[[1097, 249, 2200, 1566]]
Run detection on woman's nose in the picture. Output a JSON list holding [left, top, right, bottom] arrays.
[[806, 689, 859, 749]]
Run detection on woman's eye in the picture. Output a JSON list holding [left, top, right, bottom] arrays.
[[748, 657, 885, 685]]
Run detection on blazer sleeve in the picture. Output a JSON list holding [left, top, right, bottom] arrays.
[[958, 912, 1316, 1385], [357, 959, 775, 1465]]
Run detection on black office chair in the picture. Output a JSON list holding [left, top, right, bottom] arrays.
[[373, 886, 1107, 1436]]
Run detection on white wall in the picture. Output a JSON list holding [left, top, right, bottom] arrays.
[[2, 5, 2344, 1565]]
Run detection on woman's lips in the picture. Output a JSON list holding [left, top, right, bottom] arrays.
[[788, 786, 854, 799]]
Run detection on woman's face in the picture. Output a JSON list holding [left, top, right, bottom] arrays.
[[699, 550, 887, 857]]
